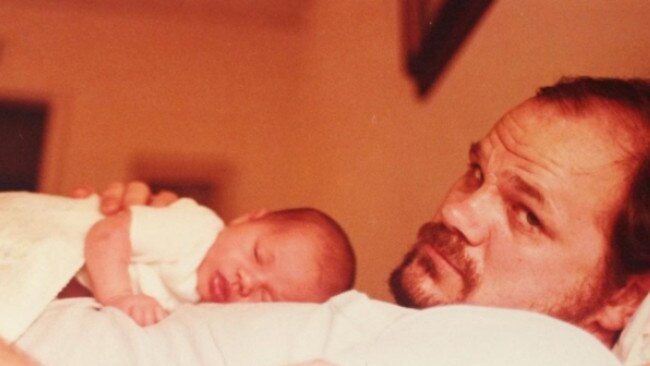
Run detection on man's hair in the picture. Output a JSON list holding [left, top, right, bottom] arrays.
[[264, 207, 356, 297], [535, 77, 650, 281]]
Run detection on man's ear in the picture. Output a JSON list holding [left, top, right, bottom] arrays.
[[590, 273, 650, 334], [228, 208, 269, 226]]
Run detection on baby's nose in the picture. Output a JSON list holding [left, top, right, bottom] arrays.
[[237, 268, 262, 297]]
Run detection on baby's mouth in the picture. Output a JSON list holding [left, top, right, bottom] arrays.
[[209, 271, 231, 303]]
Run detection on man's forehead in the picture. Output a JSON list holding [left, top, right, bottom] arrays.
[[483, 100, 632, 176]]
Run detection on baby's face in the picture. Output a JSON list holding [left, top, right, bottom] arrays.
[[197, 219, 329, 303]]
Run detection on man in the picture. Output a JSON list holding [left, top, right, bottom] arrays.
[[92, 77, 650, 347], [388, 76, 650, 346]]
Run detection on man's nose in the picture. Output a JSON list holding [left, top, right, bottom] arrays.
[[439, 187, 498, 245]]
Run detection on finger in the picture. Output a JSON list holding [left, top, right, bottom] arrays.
[[100, 182, 126, 215], [142, 309, 156, 327], [123, 181, 152, 207], [70, 186, 95, 198], [150, 190, 179, 207], [130, 307, 147, 327], [154, 306, 169, 323]]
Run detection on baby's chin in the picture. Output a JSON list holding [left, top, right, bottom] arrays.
[[196, 272, 219, 302]]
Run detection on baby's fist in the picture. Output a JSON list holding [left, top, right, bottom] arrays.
[[104, 294, 169, 326]]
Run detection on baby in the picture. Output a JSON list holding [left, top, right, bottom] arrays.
[[0, 191, 356, 327]]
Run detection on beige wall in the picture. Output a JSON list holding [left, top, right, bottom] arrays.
[[1, 0, 649, 301]]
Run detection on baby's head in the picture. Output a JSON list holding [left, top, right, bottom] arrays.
[[197, 207, 355, 303]]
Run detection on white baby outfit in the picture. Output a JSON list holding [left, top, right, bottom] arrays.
[[0, 191, 223, 342]]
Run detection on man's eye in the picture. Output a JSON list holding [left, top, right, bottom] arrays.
[[464, 163, 484, 189], [471, 164, 484, 182], [526, 211, 541, 227], [513, 206, 543, 231]]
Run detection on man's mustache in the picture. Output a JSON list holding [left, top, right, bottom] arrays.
[[417, 222, 464, 252], [415, 222, 474, 277]]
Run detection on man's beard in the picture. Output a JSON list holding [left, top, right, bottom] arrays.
[[389, 222, 616, 325], [389, 222, 478, 308]]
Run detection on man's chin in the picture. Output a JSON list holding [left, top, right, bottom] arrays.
[[390, 222, 477, 308], [389, 250, 421, 307], [389, 262, 447, 309], [389, 267, 418, 307]]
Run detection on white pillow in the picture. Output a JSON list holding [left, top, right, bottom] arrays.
[[328, 305, 621, 366]]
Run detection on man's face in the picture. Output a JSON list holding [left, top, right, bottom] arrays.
[[391, 100, 632, 325], [196, 219, 328, 303]]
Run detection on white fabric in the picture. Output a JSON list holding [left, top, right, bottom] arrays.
[[78, 198, 224, 310], [0, 192, 222, 342], [328, 304, 622, 366], [15, 291, 620, 366], [0, 192, 102, 342], [614, 293, 650, 365], [16, 291, 407, 365]]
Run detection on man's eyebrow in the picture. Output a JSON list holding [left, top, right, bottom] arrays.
[[503, 173, 545, 206]]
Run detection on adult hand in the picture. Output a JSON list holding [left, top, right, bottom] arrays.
[[71, 181, 179, 215]]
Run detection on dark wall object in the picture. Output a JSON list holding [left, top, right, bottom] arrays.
[[402, 0, 494, 98], [0, 101, 48, 191]]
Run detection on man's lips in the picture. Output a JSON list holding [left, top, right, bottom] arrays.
[[419, 242, 462, 275], [209, 271, 230, 303]]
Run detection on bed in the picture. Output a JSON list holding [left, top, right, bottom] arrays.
[[11, 291, 627, 366]]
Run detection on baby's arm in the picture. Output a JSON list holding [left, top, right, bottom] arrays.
[[84, 211, 169, 326]]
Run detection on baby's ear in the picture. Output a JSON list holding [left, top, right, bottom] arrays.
[[229, 208, 269, 226]]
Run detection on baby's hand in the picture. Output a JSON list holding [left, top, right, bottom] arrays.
[[103, 294, 169, 326]]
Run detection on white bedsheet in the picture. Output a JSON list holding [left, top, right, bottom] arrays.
[[15, 291, 621, 366], [16, 291, 406, 365], [328, 302, 622, 366]]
